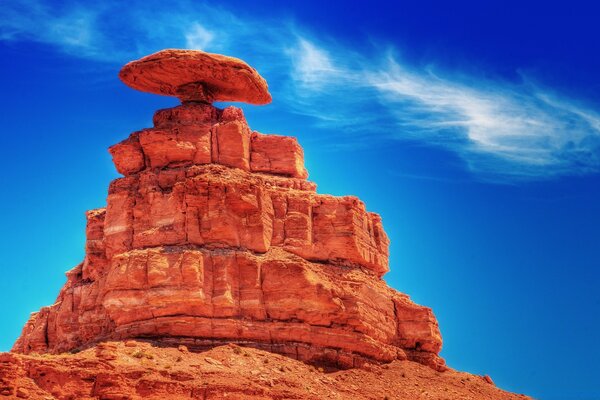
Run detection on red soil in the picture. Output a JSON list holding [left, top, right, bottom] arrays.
[[0, 341, 531, 399]]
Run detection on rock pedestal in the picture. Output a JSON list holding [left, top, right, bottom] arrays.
[[12, 50, 445, 371]]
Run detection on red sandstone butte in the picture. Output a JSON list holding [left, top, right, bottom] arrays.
[[3, 49, 529, 399]]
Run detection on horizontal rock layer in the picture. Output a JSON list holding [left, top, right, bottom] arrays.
[[13, 102, 443, 372], [13, 247, 442, 370], [110, 104, 307, 179], [101, 164, 388, 277]]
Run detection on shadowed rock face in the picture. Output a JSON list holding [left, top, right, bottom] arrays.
[[12, 50, 445, 371]]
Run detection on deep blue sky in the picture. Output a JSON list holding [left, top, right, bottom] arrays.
[[1, 1, 599, 399]]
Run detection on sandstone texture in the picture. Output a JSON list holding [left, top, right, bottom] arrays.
[[119, 49, 271, 104], [12, 97, 434, 370], [5, 49, 529, 398], [0, 341, 531, 400]]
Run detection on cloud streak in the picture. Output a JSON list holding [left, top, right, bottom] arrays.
[[368, 60, 600, 179], [184, 23, 215, 51], [0, 1, 102, 57], [1, 0, 599, 181]]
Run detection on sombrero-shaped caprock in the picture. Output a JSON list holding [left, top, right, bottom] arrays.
[[119, 49, 272, 105]]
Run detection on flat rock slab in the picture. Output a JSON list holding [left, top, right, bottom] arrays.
[[119, 49, 272, 104]]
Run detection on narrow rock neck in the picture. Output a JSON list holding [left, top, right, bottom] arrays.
[[175, 81, 215, 104]]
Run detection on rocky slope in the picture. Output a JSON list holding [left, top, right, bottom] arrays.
[[1, 49, 530, 399], [1, 341, 530, 400]]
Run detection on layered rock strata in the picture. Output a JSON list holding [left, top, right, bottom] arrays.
[[12, 50, 444, 371]]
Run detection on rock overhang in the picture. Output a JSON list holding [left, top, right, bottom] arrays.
[[119, 49, 272, 104]]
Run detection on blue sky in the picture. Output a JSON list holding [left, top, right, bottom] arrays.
[[1, 1, 599, 398]]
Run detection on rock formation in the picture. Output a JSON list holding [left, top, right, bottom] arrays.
[[12, 49, 441, 370], [118, 50, 271, 104], [1, 49, 530, 399]]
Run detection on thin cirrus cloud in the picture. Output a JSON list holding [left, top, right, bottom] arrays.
[[287, 41, 600, 180], [1, 0, 599, 181], [0, 1, 101, 57], [185, 23, 215, 51]]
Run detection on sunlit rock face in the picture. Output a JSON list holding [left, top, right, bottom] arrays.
[[12, 49, 444, 371]]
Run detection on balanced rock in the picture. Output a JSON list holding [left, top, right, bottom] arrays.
[[119, 49, 272, 104], [12, 50, 444, 371]]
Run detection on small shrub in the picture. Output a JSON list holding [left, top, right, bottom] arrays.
[[132, 349, 153, 360], [132, 350, 144, 359]]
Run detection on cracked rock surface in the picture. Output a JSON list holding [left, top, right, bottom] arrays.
[[13, 98, 442, 370]]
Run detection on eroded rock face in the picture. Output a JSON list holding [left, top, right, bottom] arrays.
[[14, 246, 442, 369], [12, 50, 445, 372]]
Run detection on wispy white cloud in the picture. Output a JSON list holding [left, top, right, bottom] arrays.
[[0, 0, 230, 60], [367, 59, 600, 179], [1, 0, 599, 181], [288, 39, 340, 89], [184, 23, 214, 50], [0, 1, 101, 57], [283, 38, 600, 180]]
